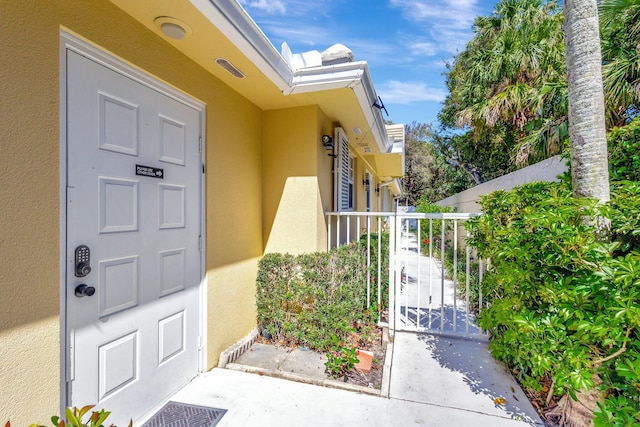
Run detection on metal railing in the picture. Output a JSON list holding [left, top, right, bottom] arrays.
[[325, 211, 486, 339], [326, 212, 393, 325]]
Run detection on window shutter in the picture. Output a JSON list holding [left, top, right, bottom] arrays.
[[335, 128, 351, 211]]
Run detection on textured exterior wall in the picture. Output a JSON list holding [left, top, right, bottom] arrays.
[[0, 1, 262, 424], [263, 106, 322, 254], [437, 156, 568, 213]]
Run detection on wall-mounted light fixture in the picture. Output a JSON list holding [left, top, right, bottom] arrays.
[[321, 135, 334, 150], [363, 177, 371, 192], [376, 184, 380, 196]]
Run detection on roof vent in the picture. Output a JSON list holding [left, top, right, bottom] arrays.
[[321, 44, 354, 66], [215, 58, 245, 79]]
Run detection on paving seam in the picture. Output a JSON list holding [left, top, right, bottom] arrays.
[[386, 396, 544, 425], [224, 363, 384, 397]]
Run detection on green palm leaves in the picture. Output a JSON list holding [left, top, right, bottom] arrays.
[[440, 0, 638, 171], [442, 0, 567, 167], [600, 0, 640, 127]]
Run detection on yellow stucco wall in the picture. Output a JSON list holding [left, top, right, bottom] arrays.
[[262, 106, 328, 254], [0, 1, 261, 424], [316, 110, 335, 248]]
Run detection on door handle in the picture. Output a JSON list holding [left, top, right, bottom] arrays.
[[75, 284, 96, 298]]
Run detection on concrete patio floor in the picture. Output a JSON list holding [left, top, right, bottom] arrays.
[[169, 330, 545, 426]]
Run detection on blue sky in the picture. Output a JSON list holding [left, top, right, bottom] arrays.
[[239, 0, 498, 127]]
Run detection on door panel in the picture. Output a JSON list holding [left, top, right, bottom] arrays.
[[66, 50, 202, 425]]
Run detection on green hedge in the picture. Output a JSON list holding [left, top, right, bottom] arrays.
[[608, 118, 640, 182], [466, 179, 640, 425], [256, 243, 377, 351]]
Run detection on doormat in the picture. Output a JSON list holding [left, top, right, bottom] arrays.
[[142, 401, 227, 427]]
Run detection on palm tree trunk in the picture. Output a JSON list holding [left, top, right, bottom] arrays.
[[564, 0, 610, 203]]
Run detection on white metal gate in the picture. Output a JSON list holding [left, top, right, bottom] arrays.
[[326, 211, 486, 338]]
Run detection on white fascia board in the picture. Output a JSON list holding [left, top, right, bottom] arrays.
[[192, 0, 292, 90], [352, 80, 388, 154], [288, 64, 365, 93]]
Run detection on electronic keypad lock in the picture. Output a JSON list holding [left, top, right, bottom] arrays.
[[74, 245, 92, 277]]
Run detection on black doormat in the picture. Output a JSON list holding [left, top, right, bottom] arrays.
[[142, 402, 227, 427]]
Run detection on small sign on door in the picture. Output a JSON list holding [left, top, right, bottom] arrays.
[[136, 164, 164, 179]]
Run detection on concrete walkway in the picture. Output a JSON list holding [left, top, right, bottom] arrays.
[[166, 236, 545, 426], [169, 330, 544, 426]]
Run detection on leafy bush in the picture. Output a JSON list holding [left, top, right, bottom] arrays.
[[256, 243, 378, 351], [5, 406, 129, 427], [608, 118, 640, 182], [415, 197, 454, 244], [466, 179, 640, 424]]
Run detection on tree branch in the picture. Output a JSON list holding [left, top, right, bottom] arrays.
[[592, 327, 632, 366]]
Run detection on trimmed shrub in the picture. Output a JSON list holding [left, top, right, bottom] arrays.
[[256, 243, 377, 351]]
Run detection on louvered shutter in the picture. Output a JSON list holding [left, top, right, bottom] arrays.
[[334, 128, 351, 211]]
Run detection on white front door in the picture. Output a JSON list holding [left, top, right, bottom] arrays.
[[65, 49, 203, 425]]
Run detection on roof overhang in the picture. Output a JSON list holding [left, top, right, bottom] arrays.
[[379, 178, 403, 197], [108, 0, 391, 156], [364, 124, 405, 180]]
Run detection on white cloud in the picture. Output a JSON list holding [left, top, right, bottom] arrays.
[[390, 0, 484, 56], [391, 0, 480, 28], [239, 0, 286, 15], [259, 21, 332, 47], [377, 81, 448, 105], [257, 22, 397, 64], [240, 0, 336, 16], [408, 40, 438, 57]]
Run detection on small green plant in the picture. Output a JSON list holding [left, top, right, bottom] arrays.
[[325, 335, 360, 379], [5, 406, 131, 427]]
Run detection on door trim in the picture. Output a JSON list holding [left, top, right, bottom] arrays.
[[59, 29, 206, 415]]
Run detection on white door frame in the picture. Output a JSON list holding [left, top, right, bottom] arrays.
[[59, 29, 207, 415]]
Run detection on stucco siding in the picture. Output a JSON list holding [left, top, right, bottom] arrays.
[[262, 106, 321, 254], [1, 1, 262, 424]]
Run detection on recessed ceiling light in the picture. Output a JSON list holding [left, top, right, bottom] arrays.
[[215, 58, 245, 79], [154, 16, 192, 40], [352, 127, 362, 135]]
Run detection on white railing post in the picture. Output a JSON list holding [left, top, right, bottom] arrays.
[[479, 258, 484, 334], [453, 219, 458, 333], [366, 215, 371, 308], [465, 237, 471, 334], [440, 217, 445, 331], [388, 213, 397, 333], [428, 219, 433, 329], [377, 216, 382, 323], [327, 214, 332, 251]]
